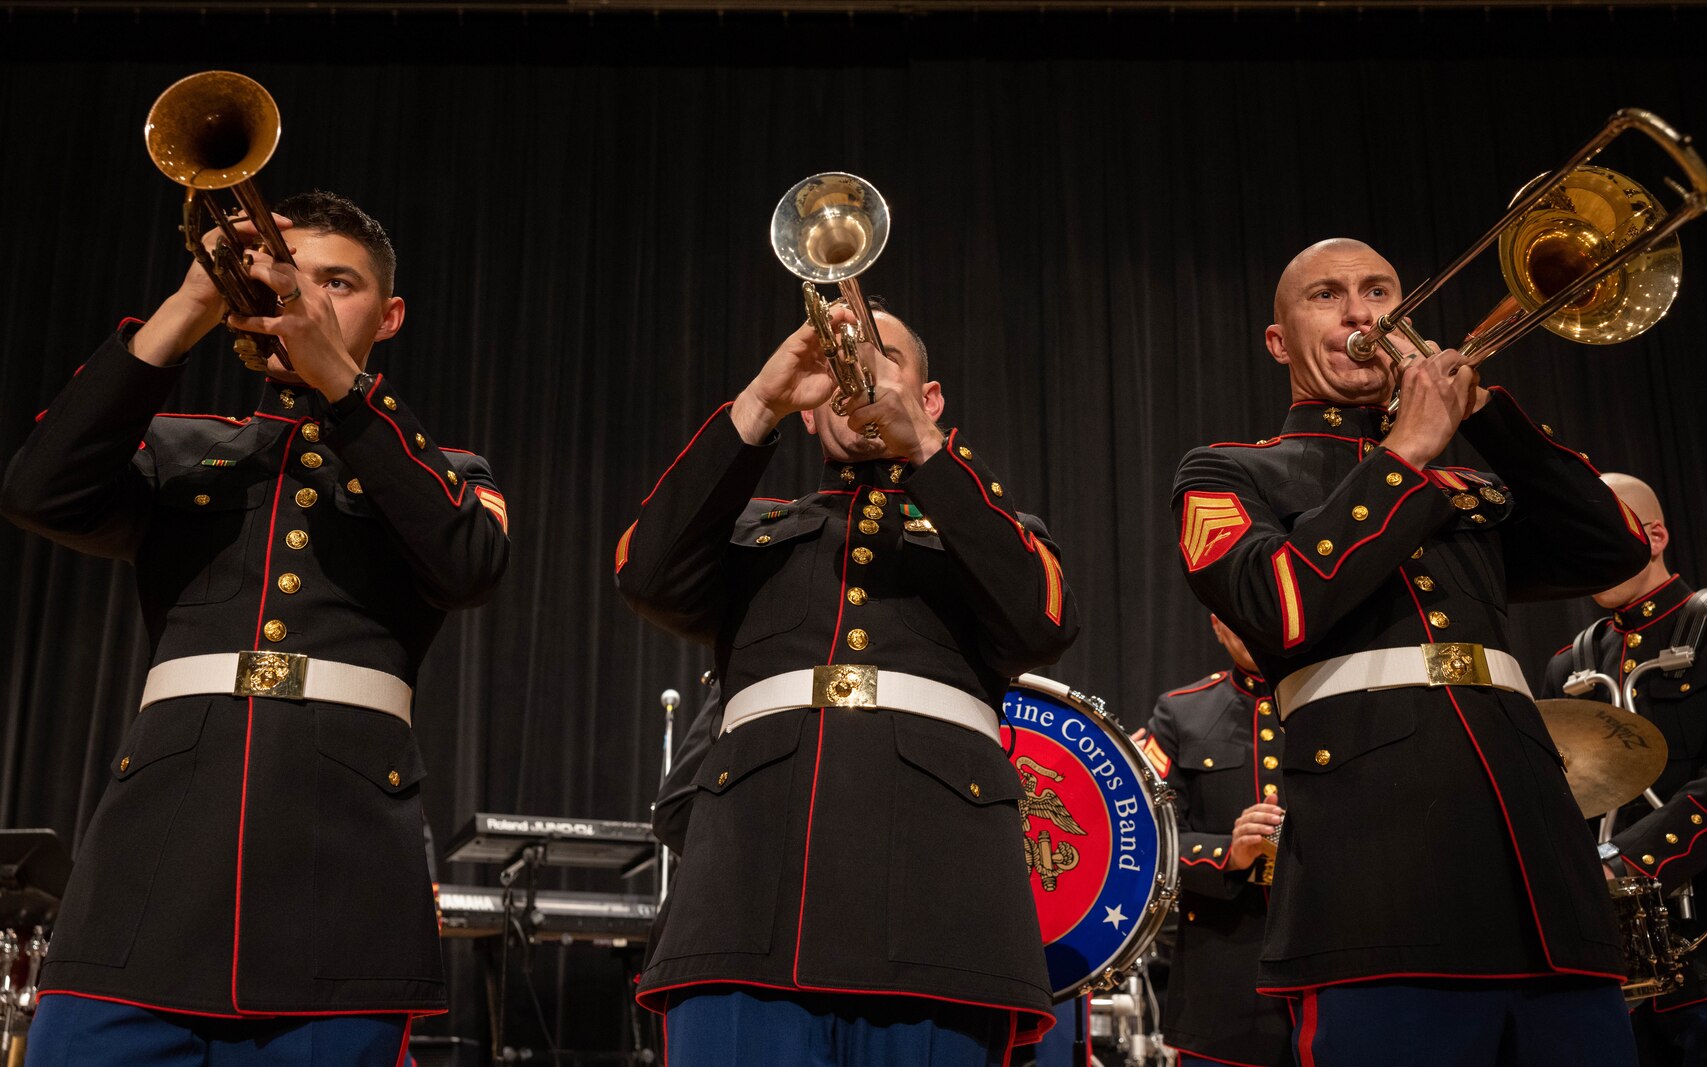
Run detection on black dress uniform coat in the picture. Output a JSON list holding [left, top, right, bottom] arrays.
[[615, 405, 1079, 1040], [1144, 668, 1292, 1067], [0, 327, 510, 1017], [1172, 393, 1650, 993], [1541, 574, 1707, 1012]]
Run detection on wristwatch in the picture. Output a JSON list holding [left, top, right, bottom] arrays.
[[346, 371, 376, 401], [333, 371, 377, 417]]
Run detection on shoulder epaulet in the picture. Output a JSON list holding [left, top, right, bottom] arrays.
[[156, 412, 250, 426], [1164, 672, 1229, 698]]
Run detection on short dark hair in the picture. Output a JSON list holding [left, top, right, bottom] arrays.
[[273, 190, 397, 296], [864, 294, 930, 380]]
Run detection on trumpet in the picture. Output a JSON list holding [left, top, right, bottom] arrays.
[[144, 70, 297, 373], [1348, 109, 1707, 407], [770, 172, 891, 435]]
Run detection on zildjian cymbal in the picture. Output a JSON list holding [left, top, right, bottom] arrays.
[[1535, 698, 1669, 819]]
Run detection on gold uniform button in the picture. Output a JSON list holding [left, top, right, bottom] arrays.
[[969, 782, 981, 798], [387, 770, 402, 787], [1191, 844, 1203, 855], [1386, 472, 1404, 487], [847, 587, 867, 606], [989, 482, 1004, 497], [1624, 659, 1638, 673], [1351, 505, 1369, 521], [277, 573, 301, 594], [1470, 514, 1488, 524], [846, 629, 869, 651], [1261, 728, 1276, 741], [1414, 576, 1436, 592], [1667, 833, 1680, 844], [1213, 847, 1224, 858], [1684, 684, 1693, 694], [300, 422, 321, 443], [285, 529, 309, 550], [414, 433, 427, 449], [1693, 814, 1703, 825], [193, 494, 211, 507], [1541, 423, 1554, 436], [300, 451, 323, 469], [262, 619, 287, 642], [1315, 749, 1331, 766], [859, 519, 879, 535], [295, 488, 319, 508], [1411, 547, 1425, 559], [119, 756, 131, 773], [1258, 700, 1273, 715], [383, 396, 398, 411], [852, 547, 873, 565], [863, 505, 884, 520], [958, 446, 972, 459], [717, 771, 729, 787], [345, 479, 362, 495], [446, 470, 458, 485], [1316, 539, 1334, 556], [1263, 756, 1279, 770], [1263, 783, 1279, 797], [1202, 758, 1215, 768], [1362, 442, 1375, 454], [868, 490, 887, 507], [1186, 911, 1197, 922], [1643, 854, 1657, 866], [1627, 633, 1643, 649], [755, 534, 772, 545], [1429, 611, 1450, 629], [840, 466, 856, 484]]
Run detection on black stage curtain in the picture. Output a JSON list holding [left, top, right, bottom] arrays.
[[2, 7, 1705, 1052]]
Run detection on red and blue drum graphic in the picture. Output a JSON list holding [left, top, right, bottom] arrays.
[[1004, 674, 1176, 1000]]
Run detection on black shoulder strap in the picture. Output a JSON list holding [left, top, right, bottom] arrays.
[[1666, 590, 1707, 659], [1571, 617, 1611, 675]]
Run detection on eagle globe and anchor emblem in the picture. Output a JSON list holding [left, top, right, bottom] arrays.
[[1003, 675, 1178, 998]]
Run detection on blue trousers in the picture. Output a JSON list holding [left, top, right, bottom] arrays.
[[24, 994, 411, 1067], [1028, 998, 1088, 1067], [663, 986, 1019, 1067], [1295, 980, 1636, 1067]]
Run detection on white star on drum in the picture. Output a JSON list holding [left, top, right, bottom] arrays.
[[1102, 904, 1127, 930]]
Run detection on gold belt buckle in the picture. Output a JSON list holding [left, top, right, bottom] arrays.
[[1420, 642, 1492, 686], [234, 651, 310, 699], [812, 664, 878, 709]]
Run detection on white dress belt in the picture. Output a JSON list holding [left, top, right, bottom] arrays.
[[722, 667, 1001, 744], [1276, 644, 1531, 722], [140, 652, 413, 726]]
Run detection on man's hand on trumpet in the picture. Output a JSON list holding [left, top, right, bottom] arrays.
[[127, 212, 295, 369]]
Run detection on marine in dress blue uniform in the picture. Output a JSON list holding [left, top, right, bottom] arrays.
[[1540, 473, 1707, 1066], [1173, 239, 1648, 1065], [616, 303, 1079, 1066], [2, 194, 510, 1066], [1140, 616, 1291, 1067]]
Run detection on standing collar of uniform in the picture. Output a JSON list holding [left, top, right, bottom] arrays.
[[1612, 574, 1694, 632], [1226, 667, 1268, 698], [818, 457, 915, 493], [1278, 400, 1392, 442], [256, 378, 331, 421]]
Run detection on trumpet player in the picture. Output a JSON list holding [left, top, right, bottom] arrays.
[[1173, 238, 1647, 1064], [615, 297, 1079, 1065], [2, 192, 510, 1065]]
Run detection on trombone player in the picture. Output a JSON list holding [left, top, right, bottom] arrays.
[[2, 189, 510, 1064], [1172, 237, 1647, 1064], [615, 289, 1080, 1064]]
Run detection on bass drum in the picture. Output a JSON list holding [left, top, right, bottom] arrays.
[[1004, 674, 1178, 1001]]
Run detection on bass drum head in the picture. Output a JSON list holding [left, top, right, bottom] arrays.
[[1003, 674, 1178, 1002]]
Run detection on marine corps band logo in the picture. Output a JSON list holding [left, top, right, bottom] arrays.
[[1180, 491, 1252, 572], [1017, 757, 1086, 891]]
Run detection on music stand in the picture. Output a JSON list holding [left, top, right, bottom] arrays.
[[0, 830, 70, 929]]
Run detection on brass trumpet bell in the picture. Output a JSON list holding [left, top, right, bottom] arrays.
[[1498, 165, 1681, 345], [145, 71, 281, 191], [771, 173, 890, 285]]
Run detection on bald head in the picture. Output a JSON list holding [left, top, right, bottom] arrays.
[[1273, 238, 1396, 320], [1602, 472, 1663, 526]]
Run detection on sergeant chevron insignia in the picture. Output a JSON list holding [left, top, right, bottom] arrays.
[[1180, 491, 1252, 572]]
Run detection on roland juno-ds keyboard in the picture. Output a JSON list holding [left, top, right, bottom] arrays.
[[445, 813, 656, 872]]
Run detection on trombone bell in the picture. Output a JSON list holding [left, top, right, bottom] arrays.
[[1498, 165, 1681, 346]]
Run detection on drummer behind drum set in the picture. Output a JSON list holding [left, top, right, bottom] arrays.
[[1540, 471, 1707, 1066]]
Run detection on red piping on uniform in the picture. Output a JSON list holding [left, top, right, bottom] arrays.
[[361, 374, 466, 507], [254, 413, 299, 425], [1295, 989, 1319, 1067], [1654, 993, 1707, 1014], [1641, 796, 1707, 879], [393, 1018, 413, 1067], [1258, 969, 1611, 995], [440, 447, 475, 455], [943, 429, 1034, 550], [1166, 674, 1229, 698], [1169, 1046, 1279, 1067], [1615, 575, 1681, 616], [1211, 432, 1365, 449], [1251, 698, 1262, 805], [1182, 850, 1233, 871], [661, 1008, 669, 1066], [641, 403, 734, 506], [160, 412, 251, 426], [1487, 387, 1613, 479], [1614, 585, 1690, 635], [1283, 477, 1428, 582], [33, 989, 431, 1020], [35, 990, 247, 1019], [792, 712, 829, 990]]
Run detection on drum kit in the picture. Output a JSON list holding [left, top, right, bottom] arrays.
[[0, 830, 66, 1066]]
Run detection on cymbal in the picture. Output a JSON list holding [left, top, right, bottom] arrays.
[[1536, 698, 1668, 819]]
